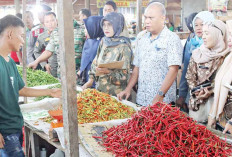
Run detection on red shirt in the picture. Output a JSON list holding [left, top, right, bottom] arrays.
[[10, 51, 19, 63]]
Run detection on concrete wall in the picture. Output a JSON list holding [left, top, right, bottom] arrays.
[[182, 0, 206, 31]]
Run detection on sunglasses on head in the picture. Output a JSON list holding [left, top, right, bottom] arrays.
[[206, 22, 223, 36]]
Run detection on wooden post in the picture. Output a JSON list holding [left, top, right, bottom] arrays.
[[22, 0, 27, 104], [136, 0, 142, 34], [57, 0, 79, 156], [14, 0, 20, 14], [85, 0, 90, 10]]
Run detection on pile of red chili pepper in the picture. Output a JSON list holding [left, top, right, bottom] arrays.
[[99, 102, 232, 157], [77, 89, 135, 124]]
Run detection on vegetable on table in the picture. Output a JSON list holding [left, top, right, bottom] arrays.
[[43, 89, 136, 124], [77, 89, 136, 124], [96, 102, 232, 157], [17, 66, 59, 87]]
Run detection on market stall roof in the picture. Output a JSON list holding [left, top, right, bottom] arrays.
[[0, 0, 56, 6]]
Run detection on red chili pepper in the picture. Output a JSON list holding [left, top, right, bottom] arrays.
[[98, 102, 232, 157]]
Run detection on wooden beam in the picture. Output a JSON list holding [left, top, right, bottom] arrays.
[[85, 0, 90, 9], [57, 0, 79, 156], [22, 0, 27, 103], [136, 0, 142, 34]]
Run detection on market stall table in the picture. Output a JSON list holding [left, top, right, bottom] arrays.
[[21, 98, 92, 157], [21, 90, 139, 157]]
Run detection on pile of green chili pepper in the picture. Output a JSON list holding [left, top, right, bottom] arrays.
[[17, 66, 59, 87], [77, 89, 135, 124], [98, 102, 232, 157]]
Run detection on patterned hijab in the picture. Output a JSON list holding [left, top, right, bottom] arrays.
[[192, 20, 230, 63], [101, 12, 130, 47]]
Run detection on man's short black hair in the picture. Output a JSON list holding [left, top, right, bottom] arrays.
[[80, 8, 91, 17], [16, 13, 22, 19], [44, 11, 56, 18], [105, 1, 117, 11], [0, 15, 24, 35]]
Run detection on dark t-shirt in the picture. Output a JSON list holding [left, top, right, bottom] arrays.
[[0, 56, 25, 134]]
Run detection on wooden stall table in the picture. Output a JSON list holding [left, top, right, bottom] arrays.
[[24, 122, 64, 157], [24, 122, 92, 157]]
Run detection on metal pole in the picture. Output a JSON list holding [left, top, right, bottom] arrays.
[[85, 0, 90, 10], [22, 0, 27, 104], [14, 0, 20, 14], [57, 0, 79, 156], [136, 0, 142, 34]]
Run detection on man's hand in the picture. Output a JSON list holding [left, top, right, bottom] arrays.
[[0, 133, 5, 149], [96, 67, 111, 75], [82, 84, 88, 90], [152, 95, 164, 105], [223, 122, 232, 134], [207, 116, 216, 128], [50, 89, 62, 98], [77, 70, 81, 77], [81, 79, 94, 90], [28, 61, 39, 70], [176, 96, 185, 108], [117, 89, 131, 101], [45, 64, 51, 74]]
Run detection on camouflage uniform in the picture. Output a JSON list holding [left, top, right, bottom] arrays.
[[33, 31, 58, 77], [89, 39, 133, 96], [27, 24, 45, 64], [45, 20, 85, 78]]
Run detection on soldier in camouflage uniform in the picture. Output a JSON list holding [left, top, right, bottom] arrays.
[[28, 19, 85, 78], [82, 12, 133, 96], [45, 20, 85, 77], [27, 4, 52, 64], [33, 12, 58, 77]]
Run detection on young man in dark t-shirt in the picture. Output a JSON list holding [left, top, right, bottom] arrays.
[[0, 15, 61, 157]]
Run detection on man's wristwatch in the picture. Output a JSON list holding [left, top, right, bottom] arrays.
[[157, 90, 165, 97], [227, 120, 232, 126]]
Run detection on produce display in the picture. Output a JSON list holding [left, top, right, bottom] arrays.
[[98, 102, 232, 157], [40, 89, 135, 124], [77, 89, 136, 124], [17, 66, 59, 87]]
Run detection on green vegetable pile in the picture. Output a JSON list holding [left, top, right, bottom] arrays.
[[34, 84, 62, 101], [17, 66, 59, 87]]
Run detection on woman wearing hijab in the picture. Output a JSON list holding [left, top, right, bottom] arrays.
[[177, 11, 214, 112], [82, 12, 132, 96], [186, 20, 230, 123], [77, 16, 104, 86], [207, 20, 232, 133]]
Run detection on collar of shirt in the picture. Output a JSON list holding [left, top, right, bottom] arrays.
[[147, 26, 168, 43]]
